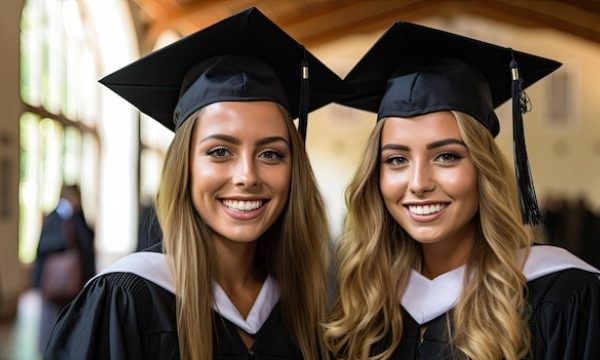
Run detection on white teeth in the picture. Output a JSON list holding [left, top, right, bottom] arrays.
[[408, 204, 445, 215], [222, 199, 263, 211]]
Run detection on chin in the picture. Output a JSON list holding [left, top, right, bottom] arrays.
[[406, 231, 444, 245], [222, 233, 262, 243]]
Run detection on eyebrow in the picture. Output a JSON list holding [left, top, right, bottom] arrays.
[[199, 134, 289, 147], [255, 136, 290, 147], [381, 144, 410, 152], [199, 134, 239, 145], [426, 138, 466, 150], [380, 138, 466, 152]]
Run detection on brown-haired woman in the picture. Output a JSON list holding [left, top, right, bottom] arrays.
[[45, 8, 347, 360]]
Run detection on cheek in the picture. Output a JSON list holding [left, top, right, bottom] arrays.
[[190, 160, 227, 204], [274, 165, 292, 199], [444, 166, 479, 206], [379, 168, 407, 201], [189, 164, 203, 197]]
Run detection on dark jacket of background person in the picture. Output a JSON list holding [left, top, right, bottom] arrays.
[[32, 185, 95, 354], [32, 208, 96, 293]]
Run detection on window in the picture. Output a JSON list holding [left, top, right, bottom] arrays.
[[19, 0, 99, 263]]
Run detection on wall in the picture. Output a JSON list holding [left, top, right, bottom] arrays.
[[0, 0, 25, 319]]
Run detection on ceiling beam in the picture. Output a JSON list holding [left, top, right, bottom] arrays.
[[131, 0, 600, 54], [130, 0, 181, 19]]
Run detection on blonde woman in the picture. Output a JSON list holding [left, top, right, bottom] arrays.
[[325, 22, 600, 359], [45, 8, 347, 359]]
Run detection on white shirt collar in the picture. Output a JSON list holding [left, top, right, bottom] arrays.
[[93, 252, 280, 334], [401, 245, 599, 325]]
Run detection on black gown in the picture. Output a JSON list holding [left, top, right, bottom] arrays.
[[43, 261, 302, 359], [372, 268, 600, 359]]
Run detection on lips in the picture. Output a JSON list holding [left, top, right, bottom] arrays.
[[407, 203, 447, 216]]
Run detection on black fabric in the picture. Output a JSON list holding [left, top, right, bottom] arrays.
[[173, 56, 290, 129], [379, 58, 499, 135], [370, 269, 600, 359], [342, 21, 560, 137], [137, 205, 162, 252], [99, 7, 348, 132], [528, 269, 600, 359], [43, 271, 302, 359], [213, 303, 302, 359]]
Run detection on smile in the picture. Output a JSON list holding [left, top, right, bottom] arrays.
[[407, 203, 447, 216], [222, 199, 265, 212]]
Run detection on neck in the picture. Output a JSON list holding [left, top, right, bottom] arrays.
[[213, 234, 265, 321], [214, 235, 262, 290], [420, 221, 477, 279]]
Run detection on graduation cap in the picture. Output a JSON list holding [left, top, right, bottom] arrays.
[[343, 22, 561, 225], [99, 7, 348, 140]]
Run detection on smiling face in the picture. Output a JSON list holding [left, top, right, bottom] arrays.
[[189, 101, 292, 246], [379, 111, 479, 252]]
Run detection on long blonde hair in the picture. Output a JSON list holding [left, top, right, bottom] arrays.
[[156, 105, 330, 360], [324, 111, 532, 359]]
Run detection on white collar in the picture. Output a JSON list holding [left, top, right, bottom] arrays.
[[92, 252, 175, 293], [212, 276, 280, 334], [92, 252, 280, 334], [401, 245, 599, 325]]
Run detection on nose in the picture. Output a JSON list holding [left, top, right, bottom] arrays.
[[409, 161, 435, 195], [232, 153, 261, 188]]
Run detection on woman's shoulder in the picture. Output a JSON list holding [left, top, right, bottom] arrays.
[[90, 250, 174, 293], [527, 267, 599, 311], [84, 250, 176, 319], [87, 270, 169, 297], [80, 270, 176, 318], [63, 250, 176, 336], [527, 268, 600, 358], [45, 271, 178, 359]]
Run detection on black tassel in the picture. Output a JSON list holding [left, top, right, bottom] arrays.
[[298, 49, 310, 142], [510, 50, 542, 225]]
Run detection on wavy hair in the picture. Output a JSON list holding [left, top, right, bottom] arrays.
[[324, 111, 532, 359], [156, 105, 329, 360]]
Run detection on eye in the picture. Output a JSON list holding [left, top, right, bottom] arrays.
[[259, 150, 284, 161], [435, 152, 462, 162], [207, 146, 231, 158], [383, 155, 408, 165]]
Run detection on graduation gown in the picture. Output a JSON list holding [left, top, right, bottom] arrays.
[[371, 245, 600, 359], [43, 248, 302, 359]]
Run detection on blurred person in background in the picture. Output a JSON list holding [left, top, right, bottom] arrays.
[[33, 184, 95, 355]]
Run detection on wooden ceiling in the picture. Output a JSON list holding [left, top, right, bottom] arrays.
[[128, 0, 600, 54]]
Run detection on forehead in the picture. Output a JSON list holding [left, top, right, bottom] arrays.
[[380, 111, 462, 145], [194, 101, 290, 139]]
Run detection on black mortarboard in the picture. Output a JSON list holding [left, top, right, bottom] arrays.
[[343, 22, 561, 225], [99, 7, 347, 140]]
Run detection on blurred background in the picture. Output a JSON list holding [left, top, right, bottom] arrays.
[[0, 0, 599, 358]]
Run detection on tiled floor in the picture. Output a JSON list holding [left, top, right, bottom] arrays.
[[0, 290, 43, 360]]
